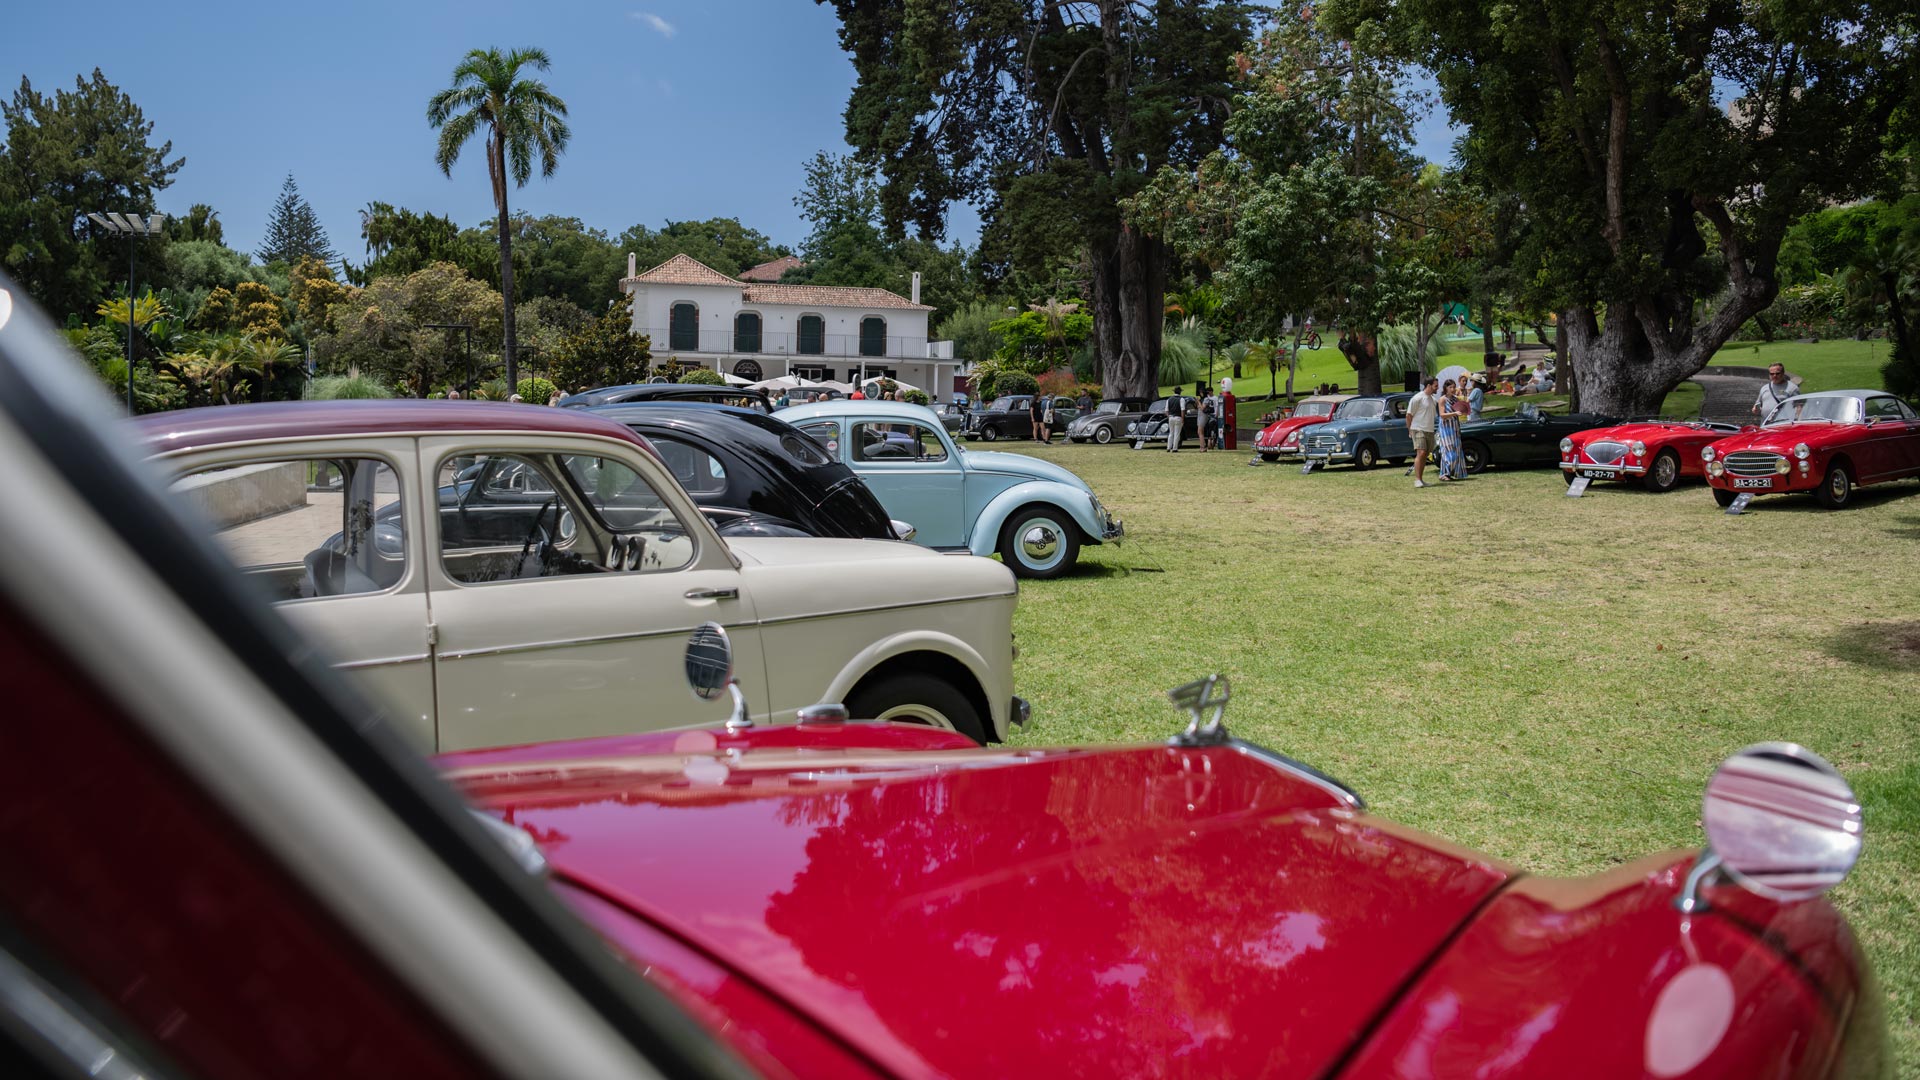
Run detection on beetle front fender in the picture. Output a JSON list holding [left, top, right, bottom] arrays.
[[968, 481, 1104, 557]]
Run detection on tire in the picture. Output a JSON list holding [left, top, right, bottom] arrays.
[[1094, 425, 1113, 445], [1643, 449, 1681, 493], [846, 672, 986, 744], [1814, 460, 1854, 509], [1563, 468, 1579, 486], [1354, 442, 1378, 470], [997, 505, 1081, 579], [1463, 441, 1490, 475], [1712, 486, 1738, 507], [981, 424, 1001, 442]]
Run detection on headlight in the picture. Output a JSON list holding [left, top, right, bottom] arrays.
[[1701, 446, 1716, 462], [1794, 442, 1810, 460], [1630, 441, 1646, 456], [1559, 437, 1573, 453], [1126, 422, 1137, 433], [1775, 457, 1792, 475], [1708, 461, 1724, 476]]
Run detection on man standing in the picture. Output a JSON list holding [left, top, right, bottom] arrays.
[[1075, 389, 1092, 412], [1407, 376, 1439, 488], [1166, 389, 1186, 452], [1753, 363, 1800, 421]]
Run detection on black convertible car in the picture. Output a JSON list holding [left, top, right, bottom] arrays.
[[1458, 403, 1621, 473], [587, 402, 907, 540]]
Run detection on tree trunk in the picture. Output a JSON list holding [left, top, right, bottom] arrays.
[[1101, 224, 1165, 399], [1555, 310, 1575, 411], [1562, 303, 1709, 416], [1479, 295, 1496, 360], [1282, 325, 1304, 402], [491, 132, 517, 397], [1340, 331, 1382, 395], [1089, 235, 1125, 399]]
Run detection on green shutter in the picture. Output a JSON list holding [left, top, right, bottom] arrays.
[[734, 312, 761, 352], [671, 303, 699, 351], [859, 317, 886, 357], [798, 315, 824, 355]]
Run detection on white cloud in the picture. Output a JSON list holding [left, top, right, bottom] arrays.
[[631, 12, 675, 38]]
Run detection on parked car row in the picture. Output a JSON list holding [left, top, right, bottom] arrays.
[[0, 274, 1891, 1079], [1248, 387, 1920, 510]]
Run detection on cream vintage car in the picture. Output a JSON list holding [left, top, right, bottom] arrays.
[[136, 400, 1024, 750]]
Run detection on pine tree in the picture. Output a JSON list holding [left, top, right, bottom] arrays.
[[256, 173, 335, 266]]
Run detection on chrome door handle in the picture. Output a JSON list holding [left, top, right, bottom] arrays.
[[684, 587, 739, 600]]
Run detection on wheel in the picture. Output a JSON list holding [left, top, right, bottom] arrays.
[[1093, 425, 1113, 445], [997, 505, 1081, 579], [980, 424, 1000, 442], [1461, 441, 1489, 474], [1712, 486, 1738, 507], [1354, 442, 1378, 470], [846, 672, 986, 744], [1643, 449, 1681, 493], [1260, 452, 1280, 462], [1814, 461, 1854, 509], [1563, 468, 1579, 486]]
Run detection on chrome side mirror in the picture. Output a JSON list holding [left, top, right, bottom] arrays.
[[684, 622, 751, 732], [1679, 743, 1862, 912], [890, 519, 917, 542]]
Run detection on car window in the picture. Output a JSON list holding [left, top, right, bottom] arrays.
[[558, 455, 694, 572], [853, 421, 947, 462], [1866, 396, 1902, 420], [651, 436, 728, 494], [435, 452, 692, 584], [1900, 399, 1919, 421], [797, 420, 842, 456], [173, 456, 405, 602]]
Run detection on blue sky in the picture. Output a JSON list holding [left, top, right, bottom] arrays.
[[2, 1, 1457, 264]]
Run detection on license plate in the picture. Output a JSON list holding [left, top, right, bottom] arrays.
[[1733, 477, 1772, 489], [1580, 469, 1616, 479]]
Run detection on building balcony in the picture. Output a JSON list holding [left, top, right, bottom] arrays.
[[636, 327, 935, 361]]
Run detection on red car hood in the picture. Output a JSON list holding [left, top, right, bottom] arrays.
[[1710, 422, 1861, 454], [1574, 420, 1735, 444], [445, 738, 1511, 1077], [1258, 414, 1331, 444]]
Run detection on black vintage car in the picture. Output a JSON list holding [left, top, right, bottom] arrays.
[[1125, 398, 1201, 449], [587, 403, 904, 539], [559, 384, 775, 412], [961, 394, 1080, 441], [1458, 403, 1622, 473]]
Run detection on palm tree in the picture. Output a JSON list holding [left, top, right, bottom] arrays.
[[239, 334, 303, 402], [427, 47, 570, 396]]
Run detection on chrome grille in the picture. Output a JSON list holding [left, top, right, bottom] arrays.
[[1305, 433, 1342, 452], [1584, 441, 1627, 466], [1725, 451, 1783, 478]]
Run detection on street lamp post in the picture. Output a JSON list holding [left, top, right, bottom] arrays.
[[87, 212, 167, 414]]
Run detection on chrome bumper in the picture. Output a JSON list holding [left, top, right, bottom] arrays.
[[1010, 695, 1031, 729], [1304, 450, 1352, 463], [1100, 517, 1125, 542], [1560, 461, 1645, 476]]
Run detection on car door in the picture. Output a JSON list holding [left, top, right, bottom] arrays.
[[1896, 399, 1920, 476], [1861, 396, 1918, 481], [847, 417, 967, 548], [417, 435, 768, 752], [167, 441, 439, 747]]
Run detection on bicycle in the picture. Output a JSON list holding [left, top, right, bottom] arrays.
[[1299, 328, 1322, 350]]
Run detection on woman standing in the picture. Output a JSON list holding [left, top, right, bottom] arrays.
[[1436, 378, 1465, 480]]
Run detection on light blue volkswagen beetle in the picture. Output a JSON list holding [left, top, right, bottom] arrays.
[[781, 400, 1123, 578]]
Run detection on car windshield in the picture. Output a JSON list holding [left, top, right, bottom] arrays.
[[1767, 396, 1861, 426], [1096, 402, 1124, 414], [1298, 401, 1334, 417], [1340, 400, 1383, 420], [986, 397, 1020, 412]]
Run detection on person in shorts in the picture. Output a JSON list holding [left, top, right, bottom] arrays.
[[1407, 376, 1439, 488]]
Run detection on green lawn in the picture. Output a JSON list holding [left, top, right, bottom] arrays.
[[998, 439, 1920, 1070]]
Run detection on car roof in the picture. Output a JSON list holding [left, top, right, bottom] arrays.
[[1302, 394, 1356, 404], [586, 401, 817, 446], [129, 399, 659, 458], [558, 384, 771, 409], [1792, 389, 1891, 401], [778, 400, 945, 423]]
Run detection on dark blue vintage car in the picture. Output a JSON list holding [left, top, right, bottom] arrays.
[[1299, 393, 1417, 469]]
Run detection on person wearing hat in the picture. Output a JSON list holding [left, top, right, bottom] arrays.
[[1467, 375, 1485, 420]]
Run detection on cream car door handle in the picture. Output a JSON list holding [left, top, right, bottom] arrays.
[[684, 587, 739, 600]]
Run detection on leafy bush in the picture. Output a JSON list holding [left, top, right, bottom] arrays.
[[969, 359, 1038, 401], [1375, 324, 1444, 381], [1159, 327, 1207, 386], [902, 389, 930, 405], [677, 367, 726, 385], [517, 376, 559, 403], [475, 379, 509, 401], [303, 374, 392, 400]]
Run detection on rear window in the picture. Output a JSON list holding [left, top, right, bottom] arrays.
[[781, 432, 831, 465]]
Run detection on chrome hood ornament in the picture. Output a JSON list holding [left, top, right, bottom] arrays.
[[1168, 674, 1231, 746]]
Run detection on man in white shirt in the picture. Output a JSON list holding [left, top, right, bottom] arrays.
[[1406, 377, 1439, 488], [1753, 363, 1800, 421], [1165, 391, 1186, 452]]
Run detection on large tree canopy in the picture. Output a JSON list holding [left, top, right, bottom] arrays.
[[818, 0, 1250, 398], [1367, 0, 1918, 413], [0, 69, 184, 321]]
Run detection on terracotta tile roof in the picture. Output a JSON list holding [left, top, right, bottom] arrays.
[[739, 255, 805, 282], [623, 253, 932, 311], [626, 253, 743, 288], [741, 282, 932, 311]]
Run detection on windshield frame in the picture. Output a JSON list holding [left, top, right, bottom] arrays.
[[1765, 395, 1861, 427]]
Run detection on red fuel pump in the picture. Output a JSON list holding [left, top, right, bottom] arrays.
[[1221, 390, 1237, 449]]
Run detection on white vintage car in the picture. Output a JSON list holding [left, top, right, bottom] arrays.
[[136, 400, 1024, 750]]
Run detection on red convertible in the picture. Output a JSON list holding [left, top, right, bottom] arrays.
[[0, 279, 1890, 1079], [1253, 393, 1353, 461], [1704, 389, 1920, 508], [1560, 419, 1745, 492]]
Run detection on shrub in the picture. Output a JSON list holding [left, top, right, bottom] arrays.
[[1159, 327, 1206, 386], [303, 374, 392, 400], [969, 359, 1038, 401], [516, 376, 559, 403], [677, 367, 726, 385], [902, 389, 930, 405]]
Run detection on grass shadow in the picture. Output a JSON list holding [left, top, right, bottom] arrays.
[[1732, 483, 1920, 515], [1821, 620, 1920, 673], [1886, 514, 1920, 541]]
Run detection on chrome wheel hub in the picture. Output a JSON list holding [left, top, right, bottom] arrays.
[[1020, 524, 1060, 563]]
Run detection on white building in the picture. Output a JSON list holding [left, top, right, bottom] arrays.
[[618, 253, 960, 395]]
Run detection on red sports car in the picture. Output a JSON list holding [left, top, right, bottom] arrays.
[[1253, 394, 1353, 461], [1703, 389, 1920, 508], [1560, 419, 1746, 492]]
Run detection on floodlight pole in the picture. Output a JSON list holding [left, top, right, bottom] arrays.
[[88, 212, 166, 414]]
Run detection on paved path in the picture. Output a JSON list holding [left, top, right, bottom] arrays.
[[1690, 370, 1767, 422]]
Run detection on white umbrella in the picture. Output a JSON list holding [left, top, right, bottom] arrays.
[[1435, 364, 1471, 389], [720, 372, 754, 386], [861, 376, 922, 395], [747, 375, 806, 392]]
